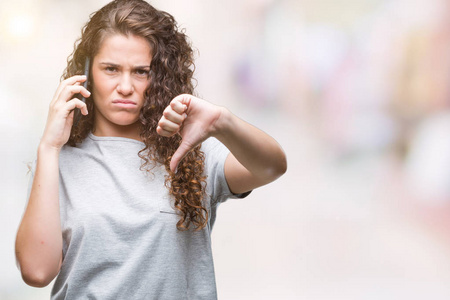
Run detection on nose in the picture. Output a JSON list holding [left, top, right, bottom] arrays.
[[116, 73, 134, 96]]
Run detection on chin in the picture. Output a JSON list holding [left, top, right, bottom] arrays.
[[105, 117, 139, 126], [114, 118, 140, 126], [109, 113, 140, 126]]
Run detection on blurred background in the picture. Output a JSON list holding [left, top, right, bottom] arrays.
[[3, 0, 450, 299]]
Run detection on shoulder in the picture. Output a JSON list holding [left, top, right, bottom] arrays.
[[201, 137, 228, 156], [59, 137, 94, 165], [201, 138, 230, 169], [201, 138, 229, 178]]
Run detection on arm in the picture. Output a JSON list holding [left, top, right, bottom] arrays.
[[157, 94, 287, 194], [16, 145, 63, 287], [214, 108, 287, 194], [15, 75, 89, 287]]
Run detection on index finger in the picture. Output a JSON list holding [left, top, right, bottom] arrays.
[[53, 75, 87, 105], [170, 94, 193, 114]]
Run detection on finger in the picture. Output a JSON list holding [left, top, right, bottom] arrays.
[[170, 96, 189, 114], [158, 117, 180, 134], [64, 74, 88, 85], [156, 126, 176, 137], [58, 85, 91, 104], [175, 94, 193, 108], [65, 98, 89, 116], [52, 75, 87, 105], [163, 107, 186, 124], [170, 140, 194, 173]]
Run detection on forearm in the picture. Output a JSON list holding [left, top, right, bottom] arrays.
[[213, 108, 287, 183], [159, 94, 287, 191], [15, 143, 63, 287]]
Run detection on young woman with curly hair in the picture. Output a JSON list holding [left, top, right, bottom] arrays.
[[15, 0, 287, 299]]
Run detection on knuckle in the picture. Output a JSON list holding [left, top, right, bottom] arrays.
[[164, 130, 174, 137], [159, 120, 167, 128], [71, 98, 81, 105], [53, 101, 63, 109], [68, 85, 79, 92], [51, 105, 61, 114], [62, 77, 74, 85]]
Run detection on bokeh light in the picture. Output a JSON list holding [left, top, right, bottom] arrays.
[[6, 13, 35, 40]]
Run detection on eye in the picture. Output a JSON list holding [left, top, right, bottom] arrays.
[[135, 69, 150, 77], [105, 66, 118, 73]]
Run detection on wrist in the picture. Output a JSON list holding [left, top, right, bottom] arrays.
[[211, 107, 233, 140], [38, 142, 61, 156]]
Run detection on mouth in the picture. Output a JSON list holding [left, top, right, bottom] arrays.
[[112, 99, 137, 105], [112, 99, 137, 109]]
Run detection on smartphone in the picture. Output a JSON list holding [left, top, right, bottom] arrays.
[[74, 57, 91, 126], [80, 57, 90, 103]]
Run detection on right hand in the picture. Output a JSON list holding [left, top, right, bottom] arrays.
[[40, 75, 90, 150]]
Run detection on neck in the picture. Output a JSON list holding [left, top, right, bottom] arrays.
[[92, 118, 142, 142]]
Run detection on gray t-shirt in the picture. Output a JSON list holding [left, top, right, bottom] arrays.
[[28, 133, 248, 299]]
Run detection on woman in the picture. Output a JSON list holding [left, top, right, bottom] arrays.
[[15, 0, 287, 299]]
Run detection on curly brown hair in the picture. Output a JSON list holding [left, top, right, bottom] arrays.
[[63, 0, 208, 231]]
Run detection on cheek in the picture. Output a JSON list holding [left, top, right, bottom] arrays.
[[92, 77, 115, 100], [136, 81, 150, 97]]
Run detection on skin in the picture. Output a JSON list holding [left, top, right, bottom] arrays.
[[158, 94, 287, 194], [15, 33, 287, 287], [91, 34, 152, 140]]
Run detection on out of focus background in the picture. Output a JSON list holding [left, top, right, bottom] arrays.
[[3, 0, 450, 299]]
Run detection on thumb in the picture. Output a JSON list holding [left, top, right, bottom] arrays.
[[170, 140, 194, 173]]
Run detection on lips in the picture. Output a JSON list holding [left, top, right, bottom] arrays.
[[112, 99, 136, 105]]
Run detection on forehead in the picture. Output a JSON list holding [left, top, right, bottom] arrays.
[[95, 34, 152, 64]]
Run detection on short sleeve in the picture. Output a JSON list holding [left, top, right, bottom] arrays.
[[201, 137, 251, 205]]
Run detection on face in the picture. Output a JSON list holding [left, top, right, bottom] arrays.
[[91, 33, 152, 137]]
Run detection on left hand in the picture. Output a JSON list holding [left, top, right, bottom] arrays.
[[157, 94, 222, 172]]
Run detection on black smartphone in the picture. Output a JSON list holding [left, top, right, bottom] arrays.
[[74, 57, 91, 126], [80, 57, 90, 103]]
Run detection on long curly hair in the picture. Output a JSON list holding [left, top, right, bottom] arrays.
[[63, 0, 208, 231]]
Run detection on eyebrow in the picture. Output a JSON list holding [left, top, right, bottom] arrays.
[[99, 62, 150, 69]]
